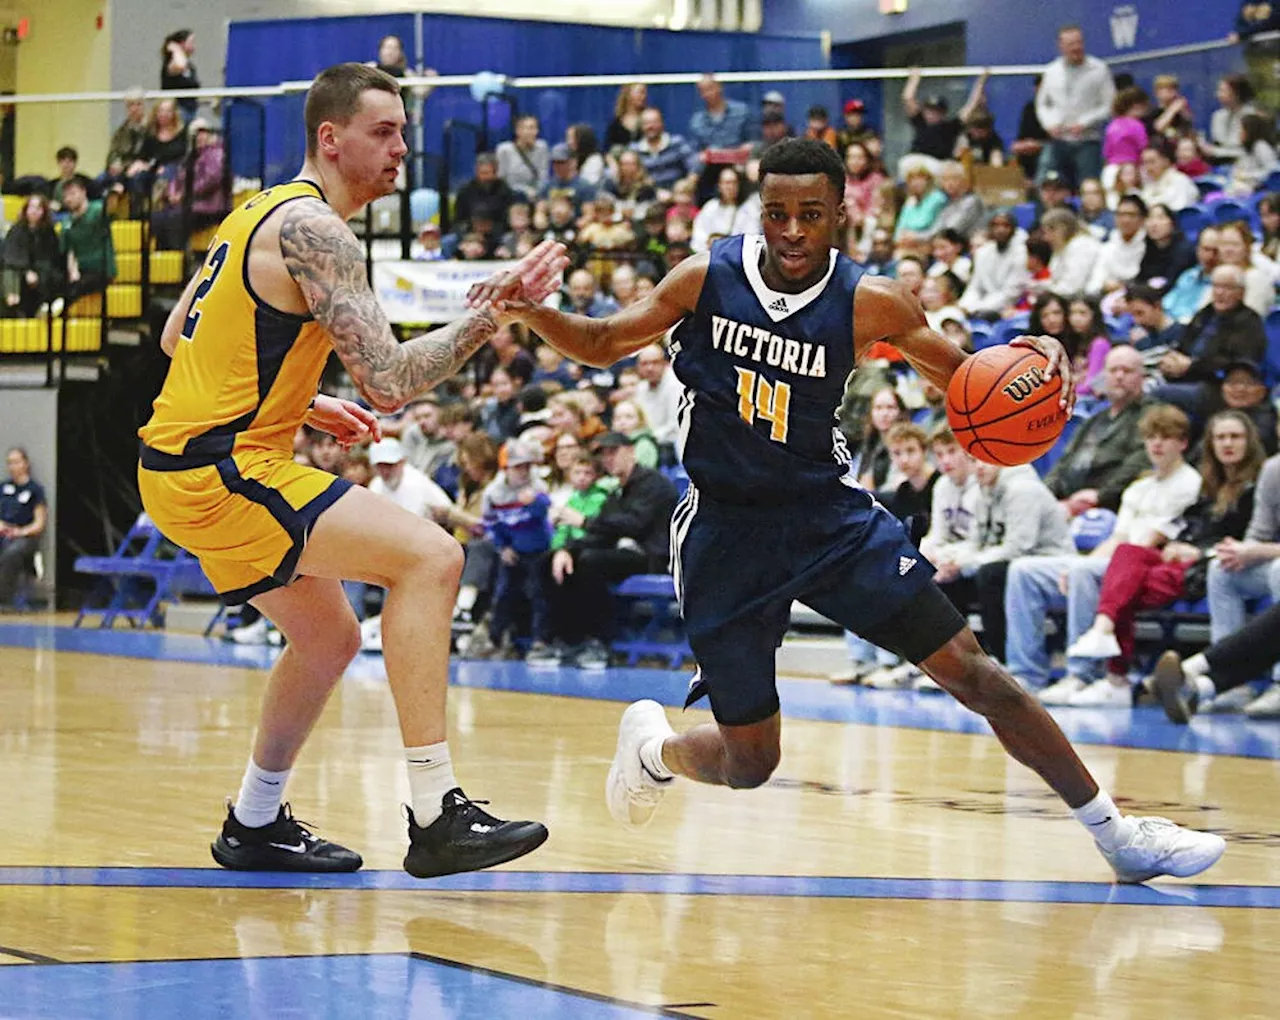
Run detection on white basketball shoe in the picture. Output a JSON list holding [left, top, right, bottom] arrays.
[[1098, 817, 1226, 884], [606, 700, 676, 827]]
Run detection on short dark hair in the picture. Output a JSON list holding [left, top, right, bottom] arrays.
[[304, 62, 401, 157], [1221, 73, 1255, 105], [757, 138, 846, 199], [1116, 194, 1148, 217], [1125, 282, 1163, 307], [1026, 238, 1052, 264], [56, 146, 77, 162], [807, 105, 829, 121]]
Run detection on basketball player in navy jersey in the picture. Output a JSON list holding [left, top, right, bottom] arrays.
[[471, 140, 1223, 882]]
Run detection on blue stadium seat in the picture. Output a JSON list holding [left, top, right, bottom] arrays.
[[969, 323, 996, 349], [661, 463, 691, 498], [1070, 508, 1117, 552], [610, 574, 691, 669], [1194, 176, 1226, 199], [1212, 200, 1250, 225], [1012, 203, 1037, 233], [1032, 409, 1084, 477], [993, 319, 1026, 347], [74, 515, 213, 629], [1176, 205, 1210, 240], [1265, 309, 1280, 387]]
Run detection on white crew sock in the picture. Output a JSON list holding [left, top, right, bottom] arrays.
[[639, 735, 674, 781], [1183, 653, 1209, 678], [233, 759, 290, 829], [456, 586, 478, 613], [406, 741, 458, 825], [1072, 789, 1137, 852], [1190, 674, 1217, 702]]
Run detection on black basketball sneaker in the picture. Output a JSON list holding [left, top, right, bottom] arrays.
[[403, 788, 548, 879], [211, 803, 363, 872]]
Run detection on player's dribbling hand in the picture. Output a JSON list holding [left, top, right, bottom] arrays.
[[1010, 334, 1075, 415], [307, 394, 382, 448], [466, 240, 570, 323]]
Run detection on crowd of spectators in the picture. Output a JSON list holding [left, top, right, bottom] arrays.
[[16, 22, 1280, 702]]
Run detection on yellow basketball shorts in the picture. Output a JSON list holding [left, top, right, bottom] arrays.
[[138, 444, 352, 604]]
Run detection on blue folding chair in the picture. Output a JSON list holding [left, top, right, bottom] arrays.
[[74, 514, 208, 629], [610, 574, 691, 669]]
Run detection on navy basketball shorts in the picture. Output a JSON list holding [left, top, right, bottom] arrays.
[[671, 484, 966, 726]]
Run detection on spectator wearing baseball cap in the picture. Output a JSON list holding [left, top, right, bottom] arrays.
[[837, 97, 880, 159], [472, 437, 553, 659], [1212, 360, 1278, 454], [537, 142, 596, 214], [900, 66, 990, 177], [368, 438, 455, 519]]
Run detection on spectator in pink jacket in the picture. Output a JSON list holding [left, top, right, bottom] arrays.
[[1102, 87, 1149, 190]]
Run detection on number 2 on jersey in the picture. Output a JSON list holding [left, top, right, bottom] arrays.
[[735, 367, 791, 443], [180, 241, 230, 342]]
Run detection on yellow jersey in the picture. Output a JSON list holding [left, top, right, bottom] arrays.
[[139, 180, 331, 464]]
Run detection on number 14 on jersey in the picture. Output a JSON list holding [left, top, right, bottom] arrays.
[[735, 367, 791, 443]]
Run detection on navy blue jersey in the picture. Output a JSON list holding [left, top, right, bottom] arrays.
[[670, 234, 863, 506]]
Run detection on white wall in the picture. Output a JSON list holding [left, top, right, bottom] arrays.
[[110, 0, 675, 91]]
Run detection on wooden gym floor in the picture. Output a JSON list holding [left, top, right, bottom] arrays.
[[0, 619, 1278, 1018]]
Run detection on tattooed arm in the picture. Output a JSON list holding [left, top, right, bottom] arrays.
[[278, 199, 565, 413]]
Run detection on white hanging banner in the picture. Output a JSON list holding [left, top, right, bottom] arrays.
[[372, 259, 517, 324]]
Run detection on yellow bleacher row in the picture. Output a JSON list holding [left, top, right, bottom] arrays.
[[0, 196, 188, 354]]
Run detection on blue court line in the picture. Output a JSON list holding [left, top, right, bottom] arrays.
[[0, 866, 1274, 908], [4, 622, 1280, 760], [0, 952, 685, 1019]]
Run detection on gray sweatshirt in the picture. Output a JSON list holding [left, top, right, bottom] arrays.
[[1246, 455, 1280, 543], [953, 465, 1075, 573]]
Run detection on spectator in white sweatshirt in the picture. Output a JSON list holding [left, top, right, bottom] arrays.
[[1087, 193, 1147, 297], [959, 211, 1028, 319], [1139, 143, 1200, 212], [1042, 208, 1103, 298], [919, 427, 980, 567], [934, 462, 1074, 662], [1006, 404, 1203, 701]]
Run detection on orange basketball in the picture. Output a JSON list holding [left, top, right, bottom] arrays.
[[946, 346, 1068, 466]]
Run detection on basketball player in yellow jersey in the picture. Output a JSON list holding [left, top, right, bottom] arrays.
[[138, 63, 568, 878]]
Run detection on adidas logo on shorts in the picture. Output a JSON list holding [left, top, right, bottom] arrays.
[[768, 297, 788, 313], [898, 557, 917, 576]]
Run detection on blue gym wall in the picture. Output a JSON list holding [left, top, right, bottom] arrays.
[[224, 13, 831, 187]]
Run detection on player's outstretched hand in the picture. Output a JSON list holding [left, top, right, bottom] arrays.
[[307, 394, 382, 448], [1010, 333, 1076, 416], [467, 240, 569, 323]]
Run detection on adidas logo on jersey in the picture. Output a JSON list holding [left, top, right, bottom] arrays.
[[898, 557, 917, 576], [768, 297, 789, 313]]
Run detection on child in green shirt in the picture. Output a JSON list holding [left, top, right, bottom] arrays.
[[550, 453, 611, 550]]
